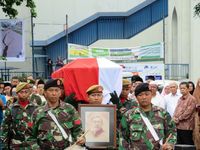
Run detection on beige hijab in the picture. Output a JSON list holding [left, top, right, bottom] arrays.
[[193, 78, 200, 104], [193, 78, 200, 150]]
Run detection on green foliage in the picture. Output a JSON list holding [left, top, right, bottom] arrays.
[[0, 0, 36, 18], [194, 2, 200, 17]]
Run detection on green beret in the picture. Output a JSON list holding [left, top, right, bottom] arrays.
[[44, 79, 61, 90], [86, 85, 103, 95], [16, 82, 30, 93]]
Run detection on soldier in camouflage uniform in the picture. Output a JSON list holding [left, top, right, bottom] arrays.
[[119, 83, 176, 150], [28, 79, 44, 106], [28, 79, 85, 149], [1, 82, 38, 149], [119, 79, 138, 113]]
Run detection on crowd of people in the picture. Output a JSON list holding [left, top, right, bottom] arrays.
[[0, 75, 199, 149]]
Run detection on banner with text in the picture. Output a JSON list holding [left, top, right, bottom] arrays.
[[68, 43, 164, 61], [120, 63, 165, 80]]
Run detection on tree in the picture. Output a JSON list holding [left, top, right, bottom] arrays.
[[0, 0, 36, 18], [194, 2, 200, 17]]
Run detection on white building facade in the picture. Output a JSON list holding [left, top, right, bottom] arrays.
[[0, 0, 200, 82]]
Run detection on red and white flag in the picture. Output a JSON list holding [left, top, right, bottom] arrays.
[[52, 58, 122, 104]]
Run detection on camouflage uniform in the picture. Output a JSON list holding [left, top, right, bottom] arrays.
[[30, 93, 43, 106], [119, 105, 177, 150], [119, 98, 138, 113], [28, 100, 83, 149], [0, 101, 37, 149], [117, 98, 138, 127]]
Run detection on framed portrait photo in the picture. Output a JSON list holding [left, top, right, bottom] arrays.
[[78, 104, 117, 149]]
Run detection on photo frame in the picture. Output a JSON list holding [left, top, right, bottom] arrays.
[[78, 104, 117, 149], [0, 19, 25, 61]]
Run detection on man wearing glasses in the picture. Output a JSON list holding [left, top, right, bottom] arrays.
[[1, 82, 37, 149]]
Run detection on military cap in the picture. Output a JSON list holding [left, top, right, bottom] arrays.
[[131, 75, 143, 83], [44, 79, 61, 90], [123, 79, 131, 86], [16, 82, 30, 93], [135, 83, 150, 97], [86, 85, 103, 95]]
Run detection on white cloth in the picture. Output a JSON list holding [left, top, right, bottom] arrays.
[[164, 93, 182, 117], [151, 93, 165, 109], [48, 110, 68, 139], [140, 113, 159, 141]]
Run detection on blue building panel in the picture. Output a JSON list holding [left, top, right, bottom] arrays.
[[68, 21, 97, 45], [151, 0, 168, 23], [45, 0, 168, 57], [67, 0, 168, 45], [124, 7, 151, 38], [97, 17, 124, 39], [46, 38, 66, 62]]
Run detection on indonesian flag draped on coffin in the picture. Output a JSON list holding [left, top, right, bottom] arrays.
[[51, 58, 122, 104]]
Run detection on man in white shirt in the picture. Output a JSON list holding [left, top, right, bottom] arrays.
[[149, 81, 165, 109], [164, 82, 181, 117]]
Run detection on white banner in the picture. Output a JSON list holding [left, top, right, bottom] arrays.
[[68, 43, 163, 61], [119, 63, 165, 81]]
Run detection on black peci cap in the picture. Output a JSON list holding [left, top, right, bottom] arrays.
[[135, 83, 150, 97]]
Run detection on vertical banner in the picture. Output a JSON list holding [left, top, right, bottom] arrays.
[[0, 19, 24, 61]]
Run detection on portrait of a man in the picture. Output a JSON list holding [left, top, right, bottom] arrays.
[[85, 112, 109, 142]]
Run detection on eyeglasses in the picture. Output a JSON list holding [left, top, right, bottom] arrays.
[[90, 93, 103, 97]]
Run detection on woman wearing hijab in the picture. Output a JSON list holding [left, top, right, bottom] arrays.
[[189, 81, 195, 95], [161, 83, 170, 97], [193, 78, 200, 150]]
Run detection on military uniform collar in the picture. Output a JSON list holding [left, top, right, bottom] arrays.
[[44, 100, 65, 112], [135, 105, 162, 114], [12, 100, 35, 107]]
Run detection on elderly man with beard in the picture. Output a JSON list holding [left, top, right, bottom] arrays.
[[119, 83, 176, 150], [1, 82, 37, 149]]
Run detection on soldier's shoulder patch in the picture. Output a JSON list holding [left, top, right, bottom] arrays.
[[28, 122, 33, 128], [74, 119, 81, 125]]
